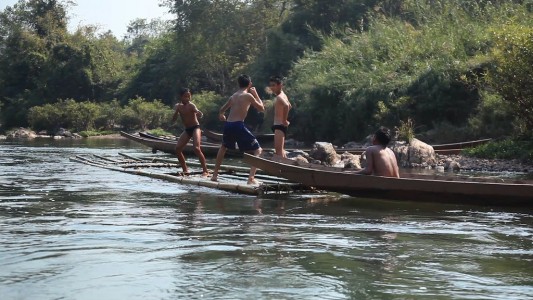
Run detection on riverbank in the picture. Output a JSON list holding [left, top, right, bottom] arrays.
[[437, 154, 533, 174]]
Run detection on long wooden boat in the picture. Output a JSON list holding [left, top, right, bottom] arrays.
[[243, 154, 533, 206], [121, 131, 241, 157], [137, 131, 465, 156], [204, 129, 275, 144], [431, 138, 492, 150], [139, 131, 220, 146]]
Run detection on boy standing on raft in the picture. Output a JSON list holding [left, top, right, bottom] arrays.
[[211, 74, 265, 185], [269, 76, 292, 158], [172, 88, 209, 177]]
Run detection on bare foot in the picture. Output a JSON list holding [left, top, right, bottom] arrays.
[[201, 171, 210, 178], [211, 175, 218, 182], [247, 178, 261, 185]]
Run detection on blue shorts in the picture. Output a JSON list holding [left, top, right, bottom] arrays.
[[223, 121, 260, 151]]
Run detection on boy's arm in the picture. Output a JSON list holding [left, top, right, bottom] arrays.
[[280, 97, 290, 126], [248, 87, 264, 112], [171, 105, 180, 123], [218, 98, 232, 121], [356, 148, 374, 175], [191, 103, 203, 119]]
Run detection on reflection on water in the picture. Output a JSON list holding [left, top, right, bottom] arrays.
[[1, 139, 533, 300]]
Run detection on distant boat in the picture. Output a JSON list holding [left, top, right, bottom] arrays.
[[430, 138, 492, 150], [134, 131, 491, 156], [204, 129, 275, 144], [243, 154, 533, 206], [121, 131, 240, 157]]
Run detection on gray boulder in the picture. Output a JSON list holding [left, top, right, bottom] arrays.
[[445, 159, 461, 172], [8, 128, 37, 139], [390, 138, 437, 168], [292, 155, 310, 166], [309, 142, 341, 166], [287, 150, 311, 160], [341, 152, 362, 169]]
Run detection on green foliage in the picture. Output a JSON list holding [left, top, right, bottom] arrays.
[[288, 0, 532, 142], [78, 130, 115, 138], [124, 97, 173, 130], [190, 91, 226, 130], [147, 128, 173, 137], [463, 139, 533, 163], [398, 118, 415, 144], [487, 24, 533, 133]]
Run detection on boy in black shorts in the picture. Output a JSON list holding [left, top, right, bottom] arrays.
[[211, 75, 265, 184], [171, 88, 209, 177]]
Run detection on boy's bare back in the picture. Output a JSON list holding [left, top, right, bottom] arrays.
[[365, 146, 400, 178]]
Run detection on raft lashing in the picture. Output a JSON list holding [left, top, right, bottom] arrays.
[[70, 153, 316, 196]]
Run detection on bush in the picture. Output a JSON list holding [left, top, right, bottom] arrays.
[[190, 91, 226, 130], [147, 128, 173, 137], [463, 139, 533, 163], [28, 103, 64, 131], [124, 97, 173, 130], [78, 130, 115, 137], [487, 24, 533, 133], [287, 1, 532, 143]]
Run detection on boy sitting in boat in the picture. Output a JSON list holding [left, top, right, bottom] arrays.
[[172, 88, 209, 177], [211, 74, 265, 185], [269, 75, 292, 158], [356, 127, 400, 178]]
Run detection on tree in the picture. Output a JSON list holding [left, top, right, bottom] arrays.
[[488, 25, 533, 134]]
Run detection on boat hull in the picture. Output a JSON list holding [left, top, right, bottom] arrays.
[[121, 131, 241, 157], [243, 154, 533, 206]]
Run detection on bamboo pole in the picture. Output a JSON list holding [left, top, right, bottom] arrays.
[[70, 156, 259, 195]]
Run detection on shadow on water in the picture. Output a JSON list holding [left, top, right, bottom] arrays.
[[1, 139, 533, 299]]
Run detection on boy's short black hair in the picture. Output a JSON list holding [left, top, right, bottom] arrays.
[[375, 127, 392, 146], [179, 88, 190, 97], [269, 75, 283, 85], [238, 74, 252, 88]]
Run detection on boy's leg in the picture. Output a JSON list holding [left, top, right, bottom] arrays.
[[192, 128, 209, 176], [211, 145, 227, 182], [247, 147, 263, 185], [274, 129, 285, 158], [175, 132, 191, 174]]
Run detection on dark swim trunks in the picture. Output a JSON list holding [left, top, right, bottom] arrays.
[[271, 124, 288, 136], [223, 121, 260, 151], [185, 125, 200, 137]]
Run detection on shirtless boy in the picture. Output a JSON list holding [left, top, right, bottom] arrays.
[[356, 127, 400, 178], [171, 88, 209, 177], [269, 76, 291, 158], [211, 74, 265, 184]]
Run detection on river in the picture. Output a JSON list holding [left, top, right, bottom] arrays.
[[1, 139, 532, 300]]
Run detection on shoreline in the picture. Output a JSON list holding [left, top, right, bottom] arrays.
[[436, 154, 532, 174]]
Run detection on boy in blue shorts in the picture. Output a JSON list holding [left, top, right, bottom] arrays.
[[211, 74, 265, 184]]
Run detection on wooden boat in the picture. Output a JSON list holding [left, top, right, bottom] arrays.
[[136, 132, 465, 156], [431, 138, 492, 150], [139, 131, 220, 146], [243, 154, 533, 206], [204, 129, 275, 144], [121, 131, 241, 157]]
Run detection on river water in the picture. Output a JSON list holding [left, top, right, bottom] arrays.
[[1, 139, 532, 300]]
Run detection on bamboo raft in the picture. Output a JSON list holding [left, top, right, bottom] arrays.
[[70, 153, 314, 196]]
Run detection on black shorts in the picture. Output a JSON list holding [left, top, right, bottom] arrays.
[[223, 121, 260, 151], [185, 125, 200, 137], [271, 124, 288, 136]]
